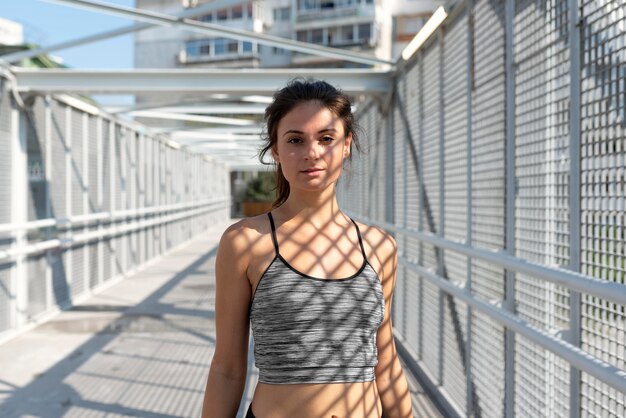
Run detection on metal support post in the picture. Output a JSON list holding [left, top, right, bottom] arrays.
[[109, 121, 116, 278], [504, 0, 517, 416], [83, 112, 89, 295], [401, 75, 408, 340], [10, 98, 28, 328], [465, 1, 475, 415], [65, 105, 73, 303], [96, 116, 103, 287], [568, 0, 582, 415], [385, 99, 395, 248], [437, 29, 446, 387], [418, 50, 425, 361], [44, 96, 53, 311]]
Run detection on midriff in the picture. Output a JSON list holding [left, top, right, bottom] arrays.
[[250, 380, 382, 418]]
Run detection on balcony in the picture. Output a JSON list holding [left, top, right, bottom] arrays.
[[295, 0, 374, 24]]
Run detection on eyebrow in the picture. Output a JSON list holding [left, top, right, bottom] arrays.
[[282, 128, 337, 137]]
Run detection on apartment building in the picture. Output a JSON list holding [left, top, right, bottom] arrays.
[[135, 0, 441, 69]]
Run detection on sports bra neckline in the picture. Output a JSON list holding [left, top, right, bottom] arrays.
[[266, 211, 370, 282]]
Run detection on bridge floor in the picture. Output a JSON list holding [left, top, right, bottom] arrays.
[[0, 218, 442, 418]]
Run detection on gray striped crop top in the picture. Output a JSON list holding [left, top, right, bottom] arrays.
[[249, 211, 385, 384]]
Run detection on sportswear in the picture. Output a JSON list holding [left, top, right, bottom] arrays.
[[249, 211, 385, 384]]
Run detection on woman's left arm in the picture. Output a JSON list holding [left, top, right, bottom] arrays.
[[374, 232, 414, 418]]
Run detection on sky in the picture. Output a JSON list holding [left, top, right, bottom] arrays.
[[2, 0, 139, 105], [1, 0, 135, 69]]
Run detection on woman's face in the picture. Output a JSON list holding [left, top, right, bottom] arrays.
[[272, 100, 351, 192]]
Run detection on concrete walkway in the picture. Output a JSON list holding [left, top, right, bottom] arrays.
[[0, 218, 442, 418]]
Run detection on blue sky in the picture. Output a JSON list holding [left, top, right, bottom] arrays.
[[1, 0, 135, 69]]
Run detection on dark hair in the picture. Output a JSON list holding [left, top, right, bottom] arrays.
[[258, 78, 362, 208]]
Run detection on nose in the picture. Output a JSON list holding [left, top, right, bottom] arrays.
[[305, 141, 321, 159]]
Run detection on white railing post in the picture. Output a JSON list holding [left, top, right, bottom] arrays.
[[10, 99, 28, 328], [568, 0, 582, 415], [504, 0, 517, 415]]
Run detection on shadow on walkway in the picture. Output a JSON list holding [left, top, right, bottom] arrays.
[[0, 219, 258, 418]]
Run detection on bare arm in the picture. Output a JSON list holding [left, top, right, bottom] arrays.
[[201, 223, 253, 418], [374, 233, 414, 418]]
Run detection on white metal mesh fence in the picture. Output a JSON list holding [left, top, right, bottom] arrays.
[[339, 0, 626, 416], [0, 80, 231, 341]]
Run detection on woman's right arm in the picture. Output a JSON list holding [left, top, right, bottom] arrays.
[[201, 222, 253, 418]]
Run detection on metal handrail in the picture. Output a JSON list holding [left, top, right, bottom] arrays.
[[0, 198, 229, 234], [0, 198, 230, 262], [352, 214, 626, 307], [349, 213, 626, 395], [399, 257, 626, 395]]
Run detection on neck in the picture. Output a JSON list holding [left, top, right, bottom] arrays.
[[275, 183, 347, 228]]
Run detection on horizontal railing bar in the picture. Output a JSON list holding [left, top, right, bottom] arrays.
[[0, 200, 230, 262], [351, 214, 626, 306], [398, 256, 626, 395], [0, 198, 230, 234]]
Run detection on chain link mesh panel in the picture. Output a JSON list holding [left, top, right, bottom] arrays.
[[0, 74, 231, 339], [471, 0, 507, 415], [442, 8, 470, 414], [420, 39, 443, 385], [513, 0, 572, 415], [580, 0, 626, 416], [335, 1, 626, 416]]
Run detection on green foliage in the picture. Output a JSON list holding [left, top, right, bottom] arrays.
[[244, 172, 276, 202]]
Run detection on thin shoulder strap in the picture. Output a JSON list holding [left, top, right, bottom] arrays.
[[267, 211, 280, 256], [349, 217, 368, 262]]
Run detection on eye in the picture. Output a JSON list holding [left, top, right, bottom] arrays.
[[287, 137, 302, 144], [321, 136, 334, 142]]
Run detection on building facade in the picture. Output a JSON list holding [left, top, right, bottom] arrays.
[[134, 0, 442, 69]]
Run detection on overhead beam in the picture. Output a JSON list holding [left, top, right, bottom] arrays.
[[131, 110, 257, 125], [154, 126, 263, 134], [12, 68, 392, 95], [41, 0, 394, 67], [110, 104, 267, 115], [172, 132, 262, 142]]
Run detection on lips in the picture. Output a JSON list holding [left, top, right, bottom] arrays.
[[301, 168, 323, 173]]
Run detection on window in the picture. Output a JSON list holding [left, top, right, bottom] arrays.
[[186, 39, 211, 57], [297, 30, 308, 42], [299, 0, 317, 11], [214, 38, 226, 54], [200, 43, 211, 55], [273, 6, 291, 21], [232, 5, 243, 19], [199, 13, 212, 22], [341, 25, 354, 42], [186, 40, 200, 57], [228, 40, 238, 53], [397, 15, 426, 36], [247, 3, 253, 18], [273, 46, 287, 55], [311, 28, 324, 44], [243, 41, 253, 53], [357, 23, 371, 41], [217, 8, 228, 20]]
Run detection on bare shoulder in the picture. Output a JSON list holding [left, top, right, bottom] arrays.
[[354, 220, 396, 258], [217, 214, 272, 277], [353, 220, 397, 281], [219, 215, 267, 253]]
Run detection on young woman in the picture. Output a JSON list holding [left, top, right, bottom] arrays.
[[201, 79, 414, 418]]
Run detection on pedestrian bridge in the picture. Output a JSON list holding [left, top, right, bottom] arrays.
[[0, 0, 625, 417]]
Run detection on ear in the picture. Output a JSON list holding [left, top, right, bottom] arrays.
[[271, 145, 280, 164], [344, 133, 352, 157]]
